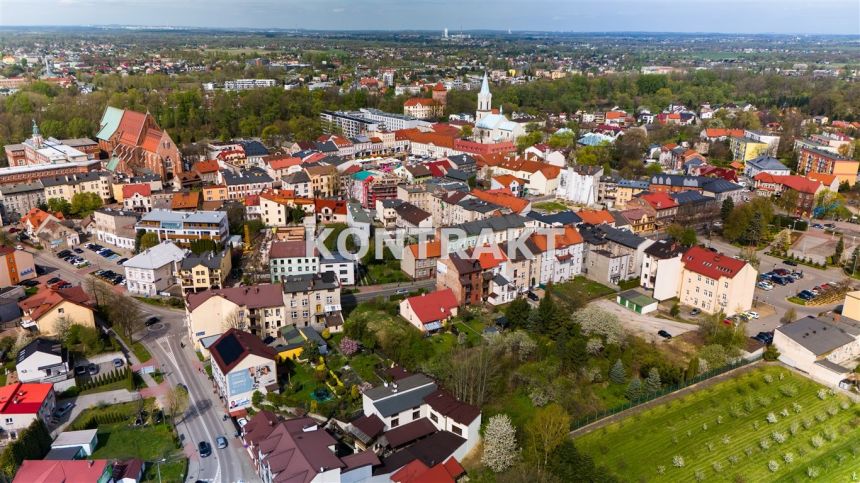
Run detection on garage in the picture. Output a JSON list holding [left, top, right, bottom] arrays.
[[616, 289, 658, 315]]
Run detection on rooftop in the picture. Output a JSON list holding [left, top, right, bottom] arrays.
[[209, 329, 277, 374]]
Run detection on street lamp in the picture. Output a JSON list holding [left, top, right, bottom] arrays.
[[155, 458, 166, 483]]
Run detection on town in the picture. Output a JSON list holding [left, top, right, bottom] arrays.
[[0, 15, 859, 483]]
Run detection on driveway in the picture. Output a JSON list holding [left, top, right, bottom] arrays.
[[592, 299, 695, 342]]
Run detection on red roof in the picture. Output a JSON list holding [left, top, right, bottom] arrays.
[[391, 457, 465, 483], [193, 159, 220, 174], [703, 128, 744, 138], [404, 289, 458, 325], [404, 98, 439, 107], [682, 246, 747, 280], [314, 198, 347, 215], [753, 173, 821, 194], [0, 382, 52, 415], [407, 240, 442, 259], [18, 286, 92, 323], [122, 183, 151, 198], [118, 110, 147, 145], [433, 82, 446, 92], [470, 188, 529, 214], [475, 246, 507, 270], [13, 460, 110, 483], [577, 209, 615, 225], [140, 128, 162, 153], [640, 192, 678, 210], [266, 156, 302, 171]]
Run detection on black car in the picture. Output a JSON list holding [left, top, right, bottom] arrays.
[[657, 330, 672, 339], [783, 260, 798, 266], [73, 248, 84, 254], [47, 277, 62, 285], [145, 316, 160, 326], [198, 441, 212, 458], [57, 250, 72, 258], [116, 258, 128, 265], [20, 279, 40, 287]]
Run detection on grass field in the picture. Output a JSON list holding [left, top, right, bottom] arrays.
[[577, 365, 860, 482], [532, 201, 569, 213]]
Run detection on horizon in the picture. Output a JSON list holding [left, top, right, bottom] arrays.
[[1, 0, 859, 36]]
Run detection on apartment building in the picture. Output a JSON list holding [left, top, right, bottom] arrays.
[[401, 240, 442, 280], [178, 250, 231, 293], [281, 272, 342, 330], [0, 247, 36, 288], [122, 241, 187, 297], [678, 246, 757, 316], [92, 208, 139, 250], [135, 210, 230, 248], [258, 189, 314, 227], [222, 168, 275, 200], [41, 172, 112, 204], [269, 240, 318, 282], [796, 145, 860, 186], [209, 329, 278, 414], [0, 181, 45, 221], [640, 239, 686, 301]]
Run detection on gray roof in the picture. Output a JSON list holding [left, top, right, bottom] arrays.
[[747, 155, 789, 171], [281, 271, 339, 294], [123, 241, 187, 270], [0, 180, 44, 195], [40, 171, 108, 187], [282, 170, 310, 184], [347, 203, 372, 224], [52, 429, 98, 447], [223, 168, 274, 186], [17, 338, 62, 364], [777, 316, 860, 356], [139, 209, 227, 225], [580, 223, 647, 249], [454, 214, 528, 236], [457, 198, 500, 214], [180, 251, 225, 270], [364, 374, 437, 417]]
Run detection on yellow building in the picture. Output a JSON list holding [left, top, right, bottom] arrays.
[[18, 287, 95, 336], [178, 250, 232, 293], [678, 247, 757, 316], [730, 136, 769, 162]]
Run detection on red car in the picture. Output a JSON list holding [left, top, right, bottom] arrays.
[[48, 280, 68, 290]]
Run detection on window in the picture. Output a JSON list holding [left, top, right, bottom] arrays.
[[451, 424, 463, 436], [412, 409, 420, 420], [4, 418, 11, 425], [430, 413, 438, 423], [58, 308, 64, 314], [390, 418, 399, 428]]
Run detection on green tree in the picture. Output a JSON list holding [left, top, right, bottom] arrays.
[[46, 198, 71, 216], [845, 246, 860, 276], [548, 440, 617, 483], [505, 298, 531, 330], [720, 197, 734, 223], [609, 359, 626, 384], [625, 377, 643, 401], [525, 404, 571, 476], [138, 232, 160, 251], [535, 290, 565, 336], [776, 189, 800, 214], [644, 367, 662, 394], [69, 192, 103, 217], [666, 223, 697, 246], [835, 235, 845, 262], [459, 125, 473, 139], [189, 239, 218, 255]]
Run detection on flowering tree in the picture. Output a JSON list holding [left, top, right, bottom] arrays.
[[339, 337, 359, 356], [573, 307, 625, 346], [482, 414, 519, 473]]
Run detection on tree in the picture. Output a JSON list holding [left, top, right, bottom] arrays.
[[574, 307, 624, 346], [666, 223, 697, 246], [338, 337, 359, 356], [835, 235, 845, 262], [773, 228, 793, 253], [609, 359, 626, 384], [625, 377, 643, 400], [504, 298, 531, 330], [189, 239, 217, 255], [164, 385, 190, 425], [846, 246, 860, 275], [46, 198, 71, 216], [780, 307, 797, 324], [106, 294, 146, 345], [138, 232, 159, 251], [720, 197, 734, 223], [448, 345, 498, 406], [776, 190, 800, 213], [525, 403, 571, 475], [482, 414, 520, 473], [69, 192, 103, 217], [459, 124, 473, 139], [535, 290, 565, 336], [548, 440, 616, 483], [644, 367, 662, 394]]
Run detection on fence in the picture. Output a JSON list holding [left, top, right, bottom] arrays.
[[570, 354, 762, 432]]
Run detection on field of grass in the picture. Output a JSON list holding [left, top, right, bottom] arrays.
[[576, 365, 860, 482], [365, 259, 410, 284], [532, 201, 569, 213], [554, 276, 615, 308]]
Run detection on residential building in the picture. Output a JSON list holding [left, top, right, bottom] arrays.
[[192, 159, 221, 184], [241, 411, 378, 483], [401, 240, 442, 280], [222, 168, 275, 200], [403, 98, 443, 119], [640, 239, 686, 301], [436, 254, 483, 306], [320, 110, 380, 138], [177, 250, 231, 293], [40, 172, 113, 204], [618, 208, 655, 235], [0, 247, 36, 288], [397, 185, 433, 212], [0, 382, 55, 436], [743, 155, 790, 178], [281, 272, 342, 330], [15, 338, 70, 384], [315, 198, 348, 224], [186, 284, 286, 353], [796, 145, 860, 186], [0, 181, 45, 221], [202, 184, 229, 204], [649, 174, 743, 204], [135, 210, 230, 248], [556, 165, 603, 205], [171, 191, 200, 211], [97, 106, 183, 181], [399, 289, 459, 333], [671, 191, 720, 228], [304, 165, 339, 198], [580, 223, 652, 286], [123, 241, 188, 297], [18, 286, 94, 336], [122, 183, 153, 213], [269, 240, 318, 282], [394, 202, 433, 230], [92, 208, 139, 251], [347, 202, 372, 248], [20, 208, 63, 238], [469, 188, 530, 214], [752, 173, 823, 217], [319, 254, 356, 286], [14, 460, 112, 483], [209, 329, 278, 414], [774, 315, 860, 386], [529, 226, 585, 286], [258, 188, 314, 227], [281, 170, 311, 197], [730, 130, 780, 161], [678, 246, 757, 316]]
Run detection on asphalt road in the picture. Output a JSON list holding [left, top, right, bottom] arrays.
[[29, 247, 258, 483], [343, 278, 437, 306]]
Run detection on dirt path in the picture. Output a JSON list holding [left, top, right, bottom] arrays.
[[569, 359, 764, 439]]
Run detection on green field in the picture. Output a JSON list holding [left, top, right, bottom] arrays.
[[577, 365, 860, 482]]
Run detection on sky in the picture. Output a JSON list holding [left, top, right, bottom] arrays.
[[1, 0, 859, 35]]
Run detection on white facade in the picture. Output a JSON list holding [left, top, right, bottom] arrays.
[[319, 257, 355, 286], [556, 166, 603, 205], [640, 252, 683, 301], [212, 352, 277, 412], [122, 241, 188, 297], [16, 350, 69, 383]]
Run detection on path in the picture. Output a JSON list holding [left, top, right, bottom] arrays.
[[569, 360, 763, 439]]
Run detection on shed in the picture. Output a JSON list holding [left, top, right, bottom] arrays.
[[51, 429, 98, 456], [616, 290, 658, 315]]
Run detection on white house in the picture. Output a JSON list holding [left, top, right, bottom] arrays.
[[774, 316, 860, 386], [209, 329, 278, 415], [319, 254, 356, 286], [640, 239, 686, 301], [743, 155, 791, 178], [122, 241, 188, 297], [399, 289, 459, 333], [15, 338, 70, 384], [0, 382, 55, 435], [556, 165, 604, 205]]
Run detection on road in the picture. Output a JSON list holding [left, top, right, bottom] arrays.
[[702, 237, 845, 335], [343, 279, 436, 306], [29, 247, 259, 483]]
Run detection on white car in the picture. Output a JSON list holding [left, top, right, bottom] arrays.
[[745, 311, 759, 319], [757, 282, 773, 291]]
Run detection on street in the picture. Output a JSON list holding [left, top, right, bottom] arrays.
[[29, 247, 259, 483]]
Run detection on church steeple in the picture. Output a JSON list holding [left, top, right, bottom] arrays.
[[476, 72, 492, 122], [31, 119, 44, 148]]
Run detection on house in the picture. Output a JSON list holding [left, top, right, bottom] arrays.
[[401, 240, 442, 280], [774, 315, 860, 386], [15, 338, 70, 384], [304, 164, 339, 198], [0, 382, 55, 435], [241, 411, 379, 483], [209, 329, 278, 414], [580, 223, 652, 286], [35, 219, 80, 251], [281, 170, 311, 197], [403, 98, 443, 119], [315, 198, 348, 224], [399, 289, 459, 333], [752, 173, 822, 217], [0, 247, 36, 288], [177, 250, 231, 293], [222, 168, 275, 200], [267, 325, 328, 361], [92, 208, 139, 251], [269, 240, 318, 282], [490, 174, 526, 197], [201, 184, 228, 204], [394, 202, 433, 230], [112, 458, 145, 483], [281, 272, 343, 330], [436, 254, 483, 306], [51, 429, 98, 456], [390, 457, 465, 483], [192, 159, 221, 184], [678, 246, 757, 316], [469, 188, 530, 215], [19, 287, 94, 336], [347, 202, 372, 248], [529, 225, 585, 285], [730, 130, 780, 162], [0, 181, 46, 222], [135, 210, 230, 248], [121, 183, 153, 213], [630, 191, 678, 228], [671, 191, 720, 228], [258, 189, 315, 227], [576, 209, 615, 226], [13, 460, 113, 483], [122, 241, 187, 297], [640, 239, 686, 301], [186, 284, 286, 353], [618, 208, 655, 235], [21, 208, 63, 238], [171, 191, 200, 211], [319, 254, 356, 286], [743, 155, 790, 178], [556, 165, 603, 205]]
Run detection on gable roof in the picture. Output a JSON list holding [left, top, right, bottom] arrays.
[[404, 289, 459, 325], [13, 459, 110, 483], [186, 283, 285, 312], [469, 189, 529, 214], [16, 338, 63, 365], [171, 191, 200, 210], [747, 155, 789, 171], [576, 209, 615, 225], [18, 286, 92, 322], [0, 382, 53, 415], [639, 191, 679, 210], [209, 329, 277, 374], [682, 246, 747, 280], [122, 183, 151, 199]]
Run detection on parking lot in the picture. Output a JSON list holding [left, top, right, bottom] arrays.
[[54, 242, 130, 287]]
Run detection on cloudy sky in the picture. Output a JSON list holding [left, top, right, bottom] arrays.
[[1, 0, 859, 34]]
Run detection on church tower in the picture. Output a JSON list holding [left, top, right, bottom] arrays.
[[30, 119, 44, 149], [476, 72, 492, 122]]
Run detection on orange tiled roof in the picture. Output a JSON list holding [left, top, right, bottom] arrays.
[[193, 159, 220, 174], [404, 98, 439, 107], [577, 209, 615, 225], [122, 183, 151, 199], [806, 172, 837, 186], [21, 208, 62, 230], [407, 240, 442, 259], [19, 286, 92, 322], [171, 191, 200, 210], [469, 188, 529, 214]]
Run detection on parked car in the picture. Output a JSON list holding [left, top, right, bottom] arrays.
[[74, 365, 88, 376], [394, 288, 409, 295], [198, 441, 211, 458], [757, 281, 773, 291], [86, 364, 99, 376], [145, 316, 160, 326], [216, 436, 228, 449], [54, 402, 74, 418], [113, 358, 124, 368], [783, 260, 798, 266], [657, 330, 672, 339], [47, 277, 62, 285], [57, 250, 72, 258], [73, 248, 84, 254], [116, 258, 128, 265], [745, 311, 759, 319], [690, 308, 701, 316]]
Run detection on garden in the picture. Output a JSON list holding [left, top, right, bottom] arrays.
[[69, 399, 186, 482], [576, 365, 860, 482]]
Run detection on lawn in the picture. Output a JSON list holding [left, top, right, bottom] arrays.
[[365, 260, 410, 284], [532, 201, 569, 213], [554, 276, 615, 308], [576, 366, 860, 482], [347, 353, 381, 384]]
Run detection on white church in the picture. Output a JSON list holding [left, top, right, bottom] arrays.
[[473, 73, 525, 144]]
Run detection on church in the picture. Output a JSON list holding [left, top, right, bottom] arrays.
[[473, 73, 525, 144]]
